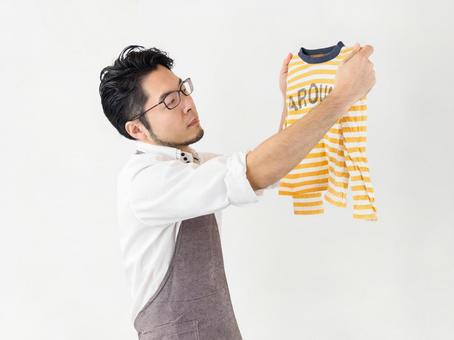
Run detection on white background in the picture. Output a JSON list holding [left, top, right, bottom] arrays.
[[1, 0, 453, 339]]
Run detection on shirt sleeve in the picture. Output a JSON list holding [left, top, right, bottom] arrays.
[[128, 150, 266, 226]]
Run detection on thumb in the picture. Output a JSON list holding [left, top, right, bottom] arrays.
[[342, 43, 361, 64], [281, 52, 293, 72]]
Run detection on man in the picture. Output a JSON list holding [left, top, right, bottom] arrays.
[[99, 43, 375, 339]]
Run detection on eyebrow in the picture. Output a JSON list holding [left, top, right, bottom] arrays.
[[158, 78, 182, 101]]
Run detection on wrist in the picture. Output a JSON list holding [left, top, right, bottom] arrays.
[[329, 89, 355, 111]]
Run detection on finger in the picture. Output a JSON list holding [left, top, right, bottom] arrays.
[[360, 45, 374, 58], [281, 52, 293, 72], [342, 43, 361, 64]]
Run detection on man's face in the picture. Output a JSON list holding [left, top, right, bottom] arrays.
[[132, 64, 204, 148]]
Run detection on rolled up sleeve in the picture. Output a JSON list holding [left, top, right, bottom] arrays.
[[224, 150, 262, 205], [128, 150, 265, 226], [228, 150, 279, 198], [253, 179, 280, 196]]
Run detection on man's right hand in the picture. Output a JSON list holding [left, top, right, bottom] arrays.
[[332, 43, 376, 105]]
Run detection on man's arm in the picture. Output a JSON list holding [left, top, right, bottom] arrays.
[[246, 92, 351, 191], [278, 100, 287, 133]]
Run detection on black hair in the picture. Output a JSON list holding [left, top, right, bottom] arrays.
[[99, 45, 174, 140]]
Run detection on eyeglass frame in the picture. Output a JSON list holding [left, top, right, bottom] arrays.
[[131, 77, 193, 120]]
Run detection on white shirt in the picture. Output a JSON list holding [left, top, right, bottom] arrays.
[[116, 140, 278, 323]]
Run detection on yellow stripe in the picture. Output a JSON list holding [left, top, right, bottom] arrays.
[[291, 185, 328, 196], [325, 136, 341, 144], [279, 178, 328, 188], [339, 115, 368, 123], [287, 78, 335, 93], [325, 145, 344, 157], [283, 168, 329, 179], [293, 192, 322, 199], [353, 195, 375, 202], [344, 136, 367, 143], [285, 103, 366, 116], [288, 59, 342, 69], [353, 213, 378, 220], [325, 195, 347, 208], [347, 165, 370, 172], [345, 146, 366, 153], [294, 200, 323, 207], [327, 155, 345, 168], [329, 126, 368, 134], [286, 114, 367, 125], [353, 204, 376, 211], [351, 185, 374, 193], [350, 156, 369, 163], [294, 209, 324, 215], [328, 165, 349, 179], [288, 69, 337, 85], [326, 186, 347, 199], [278, 190, 294, 196], [328, 176, 348, 189], [292, 151, 327, 162], [295, 160, 328, 169], [284, 163, 350, 182], [351, 175, 371, 183]]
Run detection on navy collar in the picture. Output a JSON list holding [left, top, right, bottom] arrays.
[[298, 41, 345, 64]]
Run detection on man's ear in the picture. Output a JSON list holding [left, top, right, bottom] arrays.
[[125, 120, 144, 140]]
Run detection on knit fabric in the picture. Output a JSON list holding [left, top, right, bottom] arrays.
[[278, 41, 378, 221]]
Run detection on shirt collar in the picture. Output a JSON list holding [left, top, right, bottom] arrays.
[[134, 140, 200, 164]]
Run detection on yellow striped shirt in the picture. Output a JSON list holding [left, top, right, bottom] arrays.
[[278, 41, 378, 221]]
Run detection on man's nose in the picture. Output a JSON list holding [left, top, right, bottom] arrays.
[[181, 95, 193, 113]]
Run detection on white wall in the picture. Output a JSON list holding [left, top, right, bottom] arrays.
[[1, 0, 453, 339]]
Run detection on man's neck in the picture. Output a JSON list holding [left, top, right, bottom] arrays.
[[140, 139, 195, 154], [178, 145, 192, 153]]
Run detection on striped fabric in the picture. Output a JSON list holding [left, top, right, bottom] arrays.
[[278, 41, 378, 221]]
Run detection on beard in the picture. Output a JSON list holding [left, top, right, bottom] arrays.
[[146, 124, 204, 149]]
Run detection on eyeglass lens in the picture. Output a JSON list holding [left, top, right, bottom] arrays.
[[163, 79, 193, 109]]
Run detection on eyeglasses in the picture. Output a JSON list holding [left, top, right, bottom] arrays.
[[132, 77, 193, 120]]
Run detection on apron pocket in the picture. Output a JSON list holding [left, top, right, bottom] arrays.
[[140, 319, 200, 340]]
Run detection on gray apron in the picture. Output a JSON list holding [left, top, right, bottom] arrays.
[[133, 213, 244, 340]]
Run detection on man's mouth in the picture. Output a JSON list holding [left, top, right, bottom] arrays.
[[188, 118, 199, 127]]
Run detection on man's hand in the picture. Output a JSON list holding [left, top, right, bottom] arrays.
[[279, 52, 293, 99], [278, 52, 293, 132], [332, 43, 376, 105]]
